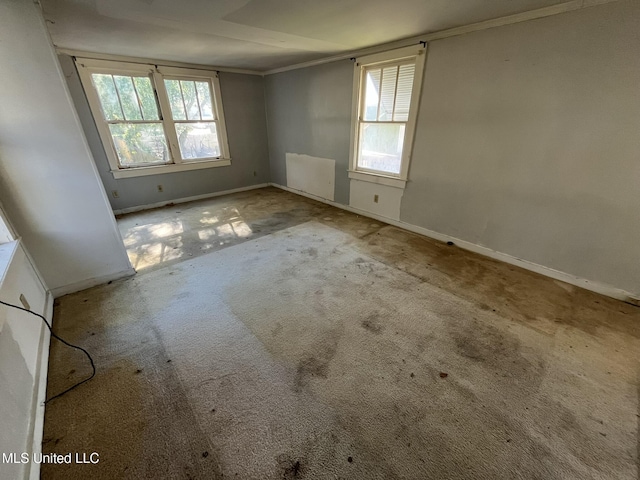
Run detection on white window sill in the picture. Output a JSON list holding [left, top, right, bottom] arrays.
[[111, 158, 231, 179], [348, 170, 407, 189]]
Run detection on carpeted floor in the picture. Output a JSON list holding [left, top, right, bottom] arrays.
[[42, 193, 639, 479]]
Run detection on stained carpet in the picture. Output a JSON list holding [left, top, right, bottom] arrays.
[[42, 220, 639, 479]]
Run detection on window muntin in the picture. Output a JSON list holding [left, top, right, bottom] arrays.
[[357, 60, 417, 176], [164, 79, 220, 161], [77, 59, 230, 177], [91, 73, 168, 167]]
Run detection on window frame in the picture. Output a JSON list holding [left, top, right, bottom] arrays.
[[76, 58, 231, 179], [348, 45, 427, 189], [0, 201, 16, 245]]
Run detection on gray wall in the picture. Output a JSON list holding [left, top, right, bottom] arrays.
[[264, 0, 640, 295], [402, 0, 640, 295], [60, 55, 271, 211], [265, 60, 353, 205]]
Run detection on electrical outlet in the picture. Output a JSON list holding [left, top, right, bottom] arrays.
[[157, 185, 164, 193], [374, 194, 379, 203], [112, 190, 119, 198]]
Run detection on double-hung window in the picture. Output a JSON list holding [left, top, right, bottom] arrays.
[[76, 59, 230, 179], [349, 45, 426, 188]]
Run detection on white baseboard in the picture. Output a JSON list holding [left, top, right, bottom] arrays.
[[51, 267, 136, 298], [270, 183, 635, 302], [112, 183, 270, 215], [26, 291, 53, 480]]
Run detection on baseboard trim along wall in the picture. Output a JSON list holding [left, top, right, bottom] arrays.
[[50, 267, 136, 298], [27, 291, 53, 480], [270, 183, 635, 303], [112, 183, 270, 216]]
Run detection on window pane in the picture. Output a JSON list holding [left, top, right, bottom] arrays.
[[164, 79, 187, 120], [92, 74, 123, 121], [175, 122, 220, 160], [113, 76, 142, 121], [378, 66, 398, 121], [393, 64, 415, 121], [195, 81, 214, 120], [180, 81, 201, 120], [132, 76, 159, 121], [108, 123, 169, 166], [363, 69, 381, 121], [357, 122, 405, 175]]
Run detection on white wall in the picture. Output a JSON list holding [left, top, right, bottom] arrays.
[[0, 0, 133, 297], [402, 0, 640, 296], [349, 181, 403, 221], [0, 240, 51, 480], [285, 153, 336, 201]]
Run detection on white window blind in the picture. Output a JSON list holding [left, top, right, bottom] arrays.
[[358, 60, 417, 175]]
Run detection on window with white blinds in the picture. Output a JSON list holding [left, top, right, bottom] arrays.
[[351, 46, 426, 185], [363, 62, 415, 122]]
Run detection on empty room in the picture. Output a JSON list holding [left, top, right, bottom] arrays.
[[0, 0, 639, 478]]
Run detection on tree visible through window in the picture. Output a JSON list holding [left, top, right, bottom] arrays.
[[77, 58, 231, 178], [92, 74, 168, 166], [164, 79, 221, 160]]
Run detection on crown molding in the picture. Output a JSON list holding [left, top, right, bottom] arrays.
[[263, 0, 621, 75], [55, 48, 264, 76]]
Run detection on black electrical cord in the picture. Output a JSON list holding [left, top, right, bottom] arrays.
[[0, 299, 96, 404]]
